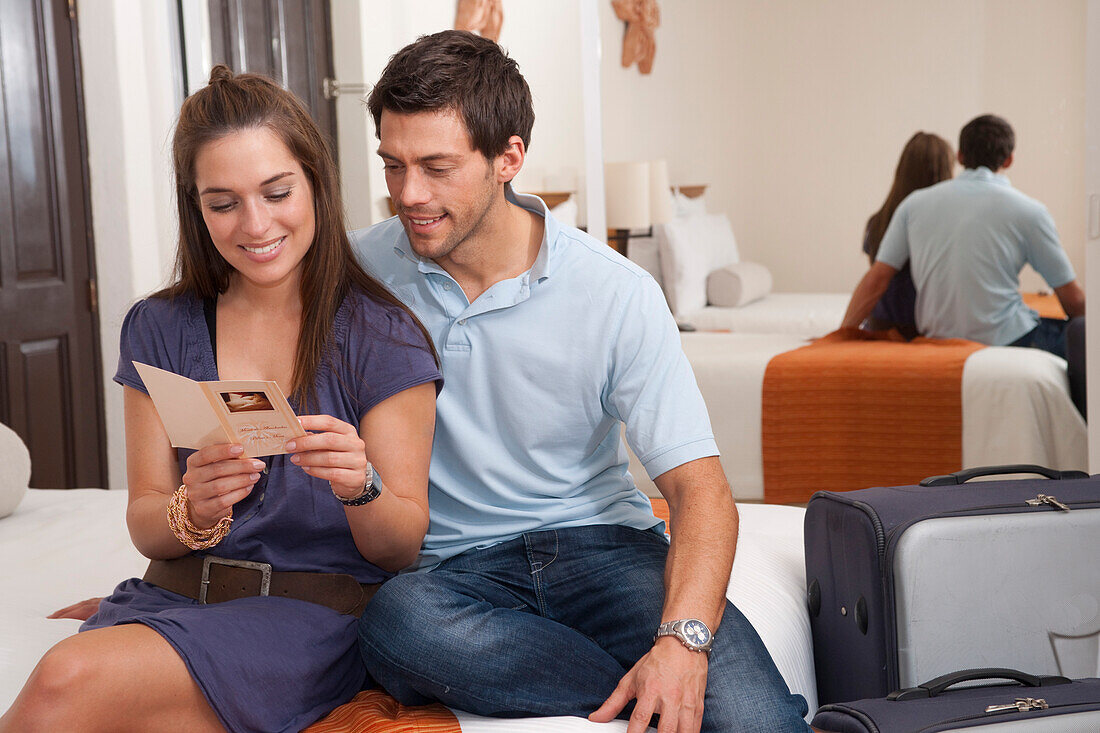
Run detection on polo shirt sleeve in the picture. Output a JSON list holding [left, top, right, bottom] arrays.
[[604, 275, 719, 480], [1025, 206, 1076, 289], [875, 199, 910, 269]]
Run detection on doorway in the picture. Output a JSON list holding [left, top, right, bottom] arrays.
[[0, 0, 106, 488], [206, 0, 337, 149]]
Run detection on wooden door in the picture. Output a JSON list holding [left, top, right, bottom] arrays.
[[0, 0, 105, 488], [207, 0, 337, 149]]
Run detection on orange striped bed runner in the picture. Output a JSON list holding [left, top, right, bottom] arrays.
[[761, 328, 984, 503], [304, 496, 672, 732], [305, 690, 458, 732]]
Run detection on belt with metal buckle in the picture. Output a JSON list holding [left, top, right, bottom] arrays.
[[143, 555, 380, 616]]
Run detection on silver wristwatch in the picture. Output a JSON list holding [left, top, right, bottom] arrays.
[[655, 618, 713, 653], [333, 464, 380, 506]]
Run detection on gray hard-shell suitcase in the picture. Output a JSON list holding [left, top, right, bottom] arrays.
[[811, 668, 1100, 733], [804, 465, 1100, 706]]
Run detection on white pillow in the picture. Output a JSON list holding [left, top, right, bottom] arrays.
[[0, 422, 30, 518], [548, 195, 578, 229], [707, 261, 773, 307], [657, 213, 740, 317], [671, 190, 707, 218]]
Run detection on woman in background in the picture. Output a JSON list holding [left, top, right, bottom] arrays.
[[1, 66, 441, 732], [861, 132, 954, 338]]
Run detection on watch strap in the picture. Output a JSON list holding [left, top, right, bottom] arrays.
[[655, 618, 714, 653], [333, 465, 380, 506]]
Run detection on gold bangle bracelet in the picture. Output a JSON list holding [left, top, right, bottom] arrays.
[[167, 485, 232, 550]]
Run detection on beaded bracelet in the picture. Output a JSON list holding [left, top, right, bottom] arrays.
[[167, 485, 232, 550]]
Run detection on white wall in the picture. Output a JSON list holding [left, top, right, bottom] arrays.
[[79, 1, 179, 488], [600, 0, 1087, 293]]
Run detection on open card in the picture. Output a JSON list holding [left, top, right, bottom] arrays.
[[134, 362, 307, 457]]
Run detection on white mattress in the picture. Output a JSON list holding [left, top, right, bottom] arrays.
[[0, 489, 816, 728], [680, 294, 850, 338], [629, 333, 1087, 500]]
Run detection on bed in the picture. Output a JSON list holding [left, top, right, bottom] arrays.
[[678, 294, 850, 337], [625, 216, 849, 339], [628, 331, 1087, 501], [0, 486, 818, 729]]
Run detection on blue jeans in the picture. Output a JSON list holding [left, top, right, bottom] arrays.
[[358, 524, 810, 731], [1010, 317, 1068, 358]]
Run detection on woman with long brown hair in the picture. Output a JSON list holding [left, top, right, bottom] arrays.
[[1, 66, 441, 732], [862, 132, 954, 337]]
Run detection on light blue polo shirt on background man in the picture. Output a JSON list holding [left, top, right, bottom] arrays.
[[876, 167, 1076, 346], [351, 188, 718, 570]]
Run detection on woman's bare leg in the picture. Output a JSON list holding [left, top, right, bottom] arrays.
[[0, 624, 224, 733]]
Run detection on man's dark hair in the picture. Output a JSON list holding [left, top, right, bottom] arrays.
[[958, 115, 1015, 170], [368, 30, 534, 159]]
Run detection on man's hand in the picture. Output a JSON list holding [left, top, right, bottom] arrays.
[[48, 597, 104, 621], [589, 638, 708, 733], [840, 261, 898, 330]]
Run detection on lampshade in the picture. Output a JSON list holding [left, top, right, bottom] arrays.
[[648, 159, 673, 225], [604, 161, 651, 230]]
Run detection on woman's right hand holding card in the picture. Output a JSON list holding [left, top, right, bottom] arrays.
[[180, 444, 264, 529]]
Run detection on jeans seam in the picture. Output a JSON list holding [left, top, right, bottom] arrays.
[[540, 530, 559, 571], [525, 530, 560, 617]]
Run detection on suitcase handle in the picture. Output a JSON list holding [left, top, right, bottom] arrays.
[[920, 464, 1089, 486], [888, 668, 1072, 701]]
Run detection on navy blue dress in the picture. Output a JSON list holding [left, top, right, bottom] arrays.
[[863, 225, 918, 338], [84, 291, 441, 733]]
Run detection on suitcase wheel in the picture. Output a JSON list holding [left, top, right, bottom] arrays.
[[807, 578, 821, 617], [855, 595, 868, 635]]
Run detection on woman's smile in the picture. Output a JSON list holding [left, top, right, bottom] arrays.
[[239, 235, 287, 260]]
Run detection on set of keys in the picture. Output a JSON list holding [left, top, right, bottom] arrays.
[[1025, 494, 1071, 511], [984, 697, 1050, 714]]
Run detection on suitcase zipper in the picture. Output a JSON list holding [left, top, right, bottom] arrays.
[[850, 500, 887, 563], [984, 696, 1049, 713], [915, 699, 1092, 732], [914, 497, 1098, 522], [1025, 494, 1071, 511]]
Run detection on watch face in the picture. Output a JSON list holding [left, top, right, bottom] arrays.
[[682, 620, 711, 646]]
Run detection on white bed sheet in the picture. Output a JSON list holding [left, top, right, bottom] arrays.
[[0, 490, 816, 728], [629, 333, 1087, 500], [680, 294, 850, 338]]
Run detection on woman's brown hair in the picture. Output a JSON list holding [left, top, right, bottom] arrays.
[[159, 64, 435, 407], [864, 132, 955, 261]]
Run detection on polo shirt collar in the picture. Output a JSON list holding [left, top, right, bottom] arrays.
[[505, 184, 553, 283], [960, 166, 1011, 186], [393, 185, 556, 283]]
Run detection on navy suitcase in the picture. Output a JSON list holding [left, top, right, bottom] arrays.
[[804, 465, 1099, 706], [811, 668, 1100, 732]]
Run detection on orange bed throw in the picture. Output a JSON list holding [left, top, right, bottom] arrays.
[[761, 329, 984, 504], [304, 690, 460, 733]]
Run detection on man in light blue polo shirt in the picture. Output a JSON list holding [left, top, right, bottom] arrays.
[[842, 114, 1085, 356], [351, 31, 810, 733]]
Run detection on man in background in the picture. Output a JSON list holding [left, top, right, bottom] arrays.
[[842, 114, 1085, 357]]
